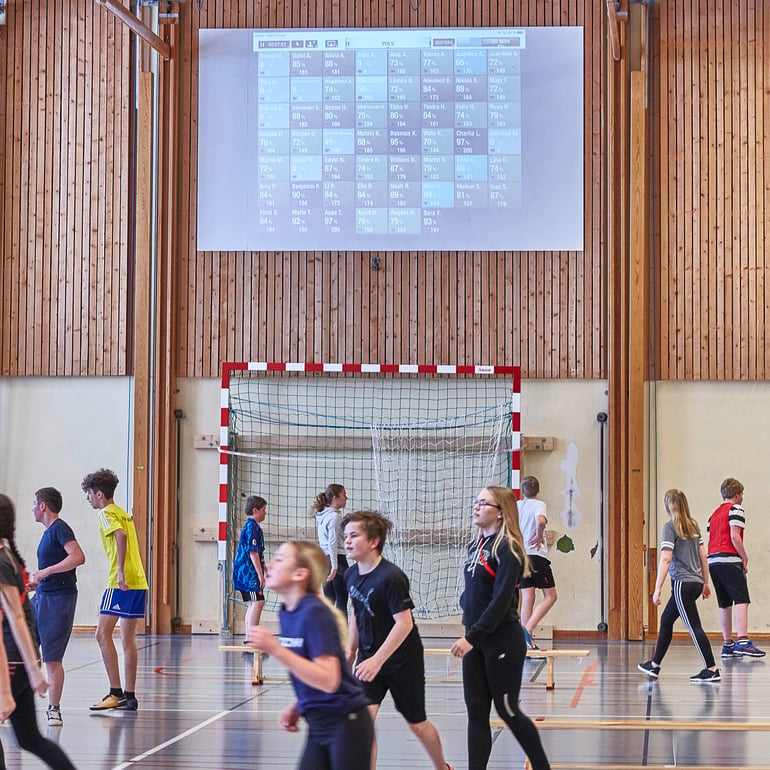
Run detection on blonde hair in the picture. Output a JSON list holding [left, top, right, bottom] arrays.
[[286, 540, 347, 641], [478, 486, 529, 577], [663, 489, 699, 540]]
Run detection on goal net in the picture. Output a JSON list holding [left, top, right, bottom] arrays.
[[219, 362, 520, 624]]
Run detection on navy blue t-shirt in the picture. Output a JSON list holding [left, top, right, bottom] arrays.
[[278, 593, 369, 715], [37, 518, 78, 594]]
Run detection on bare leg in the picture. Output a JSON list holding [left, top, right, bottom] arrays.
[[525, 588, 558, 633], [719, 606, 733, 642], [245, 599, 265, 629], [367, 703, 381, 770], [45, 661, 65, 707], [733, 603, 749, 638], [408, 719, 449, 770], [119, 617, 140, 692], [95, 614, 122, 688]]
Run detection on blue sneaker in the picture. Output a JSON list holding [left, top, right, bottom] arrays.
[[721, 641, 738, 658], [522, 627, 540, 650], [735, 639, 766, 658]]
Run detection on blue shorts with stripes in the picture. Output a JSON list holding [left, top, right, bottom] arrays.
[[99, 588, 147, 618]]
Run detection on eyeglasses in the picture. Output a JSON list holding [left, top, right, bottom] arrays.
[[473, 499, 501, 509]]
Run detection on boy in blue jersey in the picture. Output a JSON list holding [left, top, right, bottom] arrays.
[[232, 496, 267, 631]]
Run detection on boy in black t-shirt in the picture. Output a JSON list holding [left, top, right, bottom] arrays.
[[343, 511, 453, 770]]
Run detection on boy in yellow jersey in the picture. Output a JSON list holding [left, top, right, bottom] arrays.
[[82, 468, 148, 711]]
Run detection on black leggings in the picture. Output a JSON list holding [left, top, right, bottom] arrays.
[[653, 580, 716, 669], [462, 623, 550, 770], [299, 706, 373, 770], [0, 664, 78, 770], [322, 555, 349, 613]]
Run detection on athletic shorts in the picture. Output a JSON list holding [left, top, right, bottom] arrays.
[[709, 562, 750, 608], [238, 589, 265, 602], [357, 654, 427, 724], [32, 591, 77, 662], [519, 554, 556, 590], [99, 588, 147, 618]]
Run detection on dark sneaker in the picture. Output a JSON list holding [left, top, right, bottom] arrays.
[[90, 693, 127, 710], [119, 697, 139, 711], [721, 641, 739, 658], [637, 660, 660, 679], [690, 668, 721, 683], [46, 705, 63, 726], [735, 640, 766, 658]]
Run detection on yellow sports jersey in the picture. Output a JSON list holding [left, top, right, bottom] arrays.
[[97, 503, 149, 590]]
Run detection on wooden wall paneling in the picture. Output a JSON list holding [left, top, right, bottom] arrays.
[[755, 0, 766, 378], [673, 0, 684, 380], [60, 1, 74, 376], [681, 0, 694, 380], [0, 6, 8, 373], [90, 9, 104, 377], [764, 0, 770, 378], [695, 0, 707, 380], [727, 0, 738, 380], [659, 1, 671, 380], [745, 0, 757, 378], [73, 2, 87, 375], [33, 1, 46, 375], [17, 0, 30, 375]]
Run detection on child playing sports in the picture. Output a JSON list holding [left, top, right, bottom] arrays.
[[637, 489, 720, 682], [707, 478, 765, 658], [232, 495, 267, 631], [0, 494, 78, 770], [246, 540, 373, 770], [342, 511, 453, 770], [310, 484, 349, 612], [517, 476, 557, 650], [451, 487, 551, 770]]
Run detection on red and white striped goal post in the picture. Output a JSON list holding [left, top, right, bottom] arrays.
[[218, 362, 521, 561]]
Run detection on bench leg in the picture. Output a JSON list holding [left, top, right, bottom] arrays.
[[252, 651, 263, 685], [545, 658, 555, 690]]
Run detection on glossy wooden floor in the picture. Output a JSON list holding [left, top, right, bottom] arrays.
[[7, 634, 770, 769]]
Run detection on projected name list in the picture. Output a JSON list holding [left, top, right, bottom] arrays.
[[254, 31, 523, 247]]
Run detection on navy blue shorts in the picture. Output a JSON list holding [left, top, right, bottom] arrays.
[[32, 591, 77, 662], [99, 588, 147, 618]]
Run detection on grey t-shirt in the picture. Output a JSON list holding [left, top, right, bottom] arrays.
[[661, 519, 704, 583]]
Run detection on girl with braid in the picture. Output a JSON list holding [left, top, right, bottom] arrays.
[[0, 494, 78, 770], [451, 486, 551, 770]]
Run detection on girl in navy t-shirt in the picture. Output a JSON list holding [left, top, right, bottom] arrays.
[[247, 540, 372, 770]]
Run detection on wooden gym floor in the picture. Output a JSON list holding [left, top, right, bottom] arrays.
[[6, 633, 770, 769]]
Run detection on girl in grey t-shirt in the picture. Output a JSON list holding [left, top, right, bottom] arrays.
[[637, 489, 720, 683]]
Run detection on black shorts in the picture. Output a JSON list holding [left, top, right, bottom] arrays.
[[519, 554, 555, 590], [709, 562, 750, 608], [238, 589, 265, 602], [358, 655, 427, 724]]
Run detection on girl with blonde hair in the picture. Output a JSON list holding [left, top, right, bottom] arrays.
[[451, 487, 550, 770], [247, 540, 372, 769], [638, 489, 720, 683]]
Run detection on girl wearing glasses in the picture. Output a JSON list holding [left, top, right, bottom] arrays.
[[451, 487, 551, 770]]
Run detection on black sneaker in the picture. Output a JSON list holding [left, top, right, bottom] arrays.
[[690, 668, 721, 683], [637, 660, 660, 679], [119, 697, 139, 711]]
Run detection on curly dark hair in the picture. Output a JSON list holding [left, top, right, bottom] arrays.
[[81, 468, 119, 499], [0, 494, 26, 569]]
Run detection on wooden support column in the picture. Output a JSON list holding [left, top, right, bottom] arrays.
[[606, 2, 630, 640], [133, 71, 154, 599], [150, 6, 180, 634], [628, 68, 648, 641]]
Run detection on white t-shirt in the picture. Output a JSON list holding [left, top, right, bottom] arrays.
[[517, 497, 548, 558]]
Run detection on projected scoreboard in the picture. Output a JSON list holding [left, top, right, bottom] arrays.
[[252, 30, 522, 244], [198, 27, 583, 252]]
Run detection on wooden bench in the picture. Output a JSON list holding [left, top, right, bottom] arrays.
[[424, 647, 590, 690], [218, 645, 264, 685]]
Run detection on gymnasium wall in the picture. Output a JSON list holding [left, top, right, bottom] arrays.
[[654, 2, 770, 380]]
